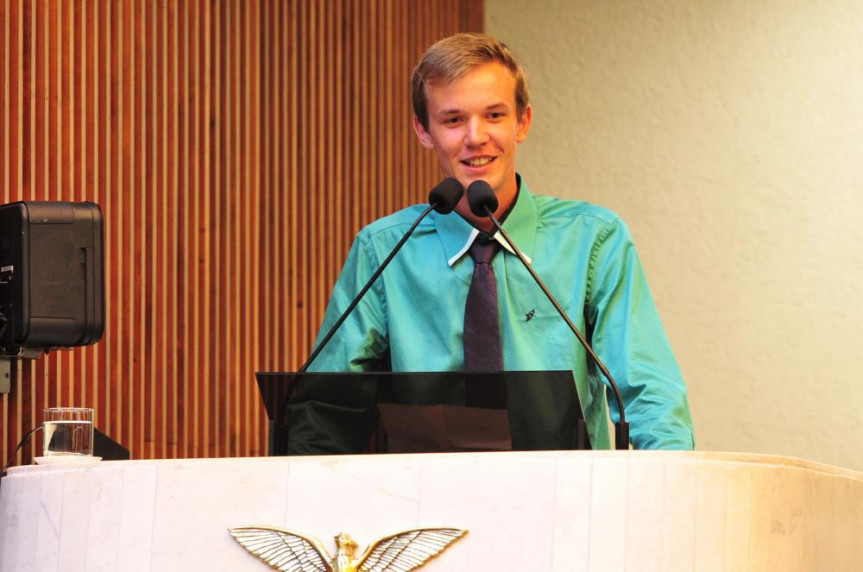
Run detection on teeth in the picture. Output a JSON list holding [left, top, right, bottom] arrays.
[[466, 157, 492, 167]]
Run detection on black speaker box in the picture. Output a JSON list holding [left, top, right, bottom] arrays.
[[0, 201, 104, 351]]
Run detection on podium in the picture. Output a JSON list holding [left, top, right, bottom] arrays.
[[1, 451, 862, 571], [257, 370, 591, 454]]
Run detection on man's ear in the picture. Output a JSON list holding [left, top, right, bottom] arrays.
[[516, 104, 532, 143], [412, 115, 435, 149]]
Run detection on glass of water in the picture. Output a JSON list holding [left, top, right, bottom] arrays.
[[43, 407, 95, 457]]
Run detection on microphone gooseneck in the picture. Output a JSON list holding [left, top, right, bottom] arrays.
[[465, 180, 631, 450], [299, 179, 464, 372]]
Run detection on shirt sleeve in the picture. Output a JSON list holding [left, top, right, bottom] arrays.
[[307, 231, 390, 372], [286, 232, 390, 455], [585, 217, 695, 450]]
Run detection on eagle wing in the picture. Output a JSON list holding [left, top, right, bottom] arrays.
[[229, 526, 334, 572], [355, 527, 467, 572]]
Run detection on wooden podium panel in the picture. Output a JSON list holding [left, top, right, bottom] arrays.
[[1, 451, 861, 571]]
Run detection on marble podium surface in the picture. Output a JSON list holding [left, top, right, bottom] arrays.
[[1, 451, 861, 571]]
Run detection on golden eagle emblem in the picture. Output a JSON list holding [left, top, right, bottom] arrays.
[[229, 526, 467, 572]]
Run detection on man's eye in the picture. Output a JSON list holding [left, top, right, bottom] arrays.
[[489, 112, 504, 120], [444, 117, 462, 124]]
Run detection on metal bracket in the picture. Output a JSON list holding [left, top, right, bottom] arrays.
[[0, 358, 10, 394], [0, 348, 42, 394]]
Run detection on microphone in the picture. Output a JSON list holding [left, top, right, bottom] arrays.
[[299, 178, 464, 372], [466, 179, 499, 215], [428, 178, 463, 214], [466, 180, 631, 450]]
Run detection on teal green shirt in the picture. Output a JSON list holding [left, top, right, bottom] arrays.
[[309, 179, 694, 450]]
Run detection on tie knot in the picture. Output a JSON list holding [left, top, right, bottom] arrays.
[[469, 239, 500, 264]]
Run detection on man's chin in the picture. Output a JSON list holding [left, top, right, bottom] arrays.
[[456, 174, 500, 193]]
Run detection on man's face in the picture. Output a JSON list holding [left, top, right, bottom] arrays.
[[413, 62, 532, 207]]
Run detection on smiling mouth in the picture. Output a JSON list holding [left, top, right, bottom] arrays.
[[461, 156, 495, 167]]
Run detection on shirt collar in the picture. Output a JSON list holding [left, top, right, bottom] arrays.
[[432, 175, 538, 267]]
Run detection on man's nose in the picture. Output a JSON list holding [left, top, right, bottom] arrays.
[[465, 118, 489, 146]]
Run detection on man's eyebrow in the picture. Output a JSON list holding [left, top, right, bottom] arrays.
[[436, 102, 510, 115]]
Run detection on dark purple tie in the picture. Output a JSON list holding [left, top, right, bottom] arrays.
[[464, 239, 503, 371]]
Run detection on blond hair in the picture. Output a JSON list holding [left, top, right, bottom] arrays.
[[411, 33, 530, 130]]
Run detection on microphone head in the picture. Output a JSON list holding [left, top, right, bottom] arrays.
[[467, 180, 498, 217], [428, 177, 464, 214]]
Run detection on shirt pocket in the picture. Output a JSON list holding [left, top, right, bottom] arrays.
[[504, 310, 579, 371]]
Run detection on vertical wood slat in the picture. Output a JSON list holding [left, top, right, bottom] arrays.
[[1, 0, 483, 466]]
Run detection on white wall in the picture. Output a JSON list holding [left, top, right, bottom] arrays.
[[487, 0, 863, 470]]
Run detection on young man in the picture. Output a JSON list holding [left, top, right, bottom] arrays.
[[296, 33, 694, 451]]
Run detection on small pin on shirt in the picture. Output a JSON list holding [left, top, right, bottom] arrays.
[[525, 309, 535, 321]]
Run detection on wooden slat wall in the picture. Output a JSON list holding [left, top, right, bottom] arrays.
[[0, 0, 483, 466]]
